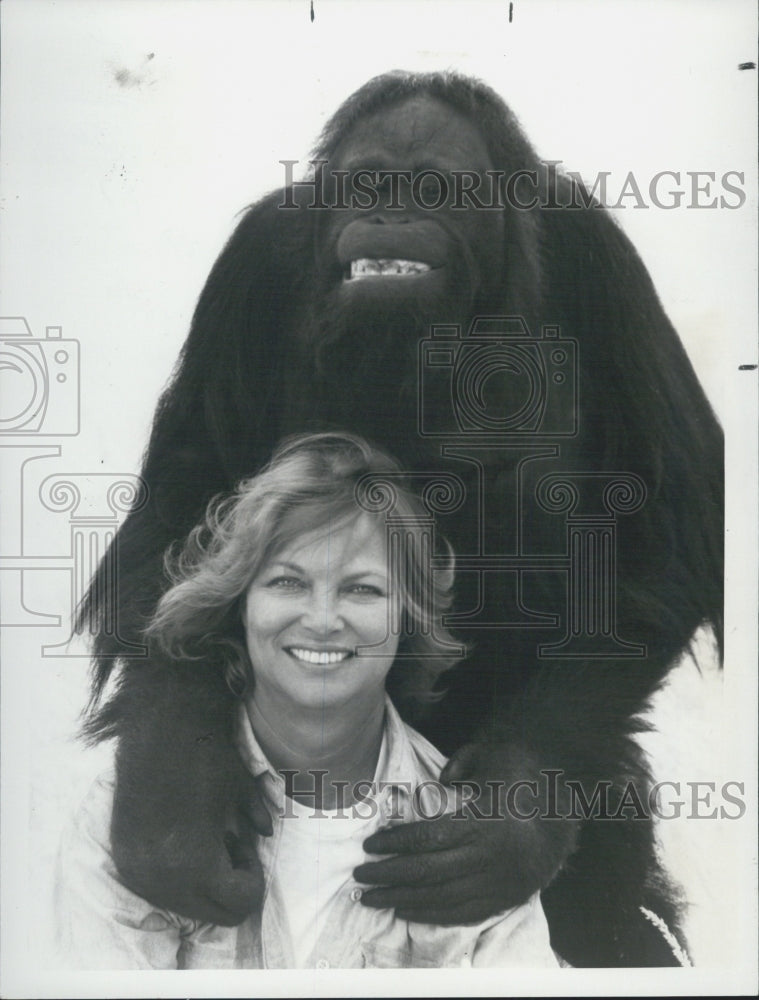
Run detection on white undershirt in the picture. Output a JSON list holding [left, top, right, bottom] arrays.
[[275, 738, 389, 967]]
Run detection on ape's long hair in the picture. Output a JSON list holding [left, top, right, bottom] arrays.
[[80, 71, 723, 967]]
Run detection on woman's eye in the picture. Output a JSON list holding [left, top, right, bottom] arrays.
[[266, 576, 305, 590], [345, 583, 385, 598]]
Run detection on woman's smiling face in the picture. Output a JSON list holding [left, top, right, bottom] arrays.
[[242, 513, 399, 711]]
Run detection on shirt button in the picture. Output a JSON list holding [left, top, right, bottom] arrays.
[[350, 887, 363, 902], [316, 958, 330, 970]]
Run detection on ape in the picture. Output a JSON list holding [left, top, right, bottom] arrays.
[[81, 71, 723, 968]]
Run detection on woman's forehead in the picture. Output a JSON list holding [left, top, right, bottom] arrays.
[[268, 510, 389, 573]]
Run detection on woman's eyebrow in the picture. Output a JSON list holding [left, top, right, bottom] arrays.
[[267, 560, 306, 574], [340, 569, 389, 584], [265, 563, 389, 583]]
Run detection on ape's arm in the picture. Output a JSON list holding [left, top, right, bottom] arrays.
[[108, 661, 270, 926], [81, 191, 309, 922], [355, 195, 722, 966], [354, 657, 674, 964]]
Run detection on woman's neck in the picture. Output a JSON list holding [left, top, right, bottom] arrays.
[[244, 688, 386, 810]]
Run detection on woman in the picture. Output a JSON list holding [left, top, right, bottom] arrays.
[[56, 432, 560, 969]]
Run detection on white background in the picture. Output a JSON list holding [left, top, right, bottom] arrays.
[[1, 1, 757, 996]]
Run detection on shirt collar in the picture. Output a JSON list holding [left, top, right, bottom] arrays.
[[235, 693, 419, 793], [235, 702, 274, 779]]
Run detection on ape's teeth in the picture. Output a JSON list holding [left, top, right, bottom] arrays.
[[288, 647, 350, 665], [350, 258, 431, 280]]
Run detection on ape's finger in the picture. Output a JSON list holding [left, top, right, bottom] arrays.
[[139, 857, 264, 928], [439, 742, 484, 784], [223, 829, 257, 870], [395, 899, 504, 927], [247, 798, 273, 837], [201, 861, 265, 927], [363, 814, 472, 856], [353, 845, 475, 888], [239, 775, 273, 837], [359, 872, 495, 917]]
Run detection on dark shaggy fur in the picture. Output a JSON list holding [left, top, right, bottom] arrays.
[[80, 71, 723, 967]]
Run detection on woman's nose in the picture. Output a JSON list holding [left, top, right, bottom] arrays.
[[298, 590, 344, 634]]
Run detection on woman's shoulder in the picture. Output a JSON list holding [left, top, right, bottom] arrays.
[[55, 769, 200, 969], [57, 767, 147, 910], [383, 698, 448, 779], [63, 768, 117, 851]]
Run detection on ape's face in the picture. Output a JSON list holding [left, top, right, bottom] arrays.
[[323, 95, 505, 319], [286, 94, 510, 453]]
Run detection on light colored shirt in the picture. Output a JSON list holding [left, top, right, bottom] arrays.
[[55, 697, 560, 969], [271, 735, 393, 967]]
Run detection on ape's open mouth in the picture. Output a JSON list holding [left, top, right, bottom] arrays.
[[347, 258, 433, 280]]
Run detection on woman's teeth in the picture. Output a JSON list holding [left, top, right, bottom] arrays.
[[288, 648, 350, 665]]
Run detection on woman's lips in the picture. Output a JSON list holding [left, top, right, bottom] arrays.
[[286, 646, 353, 665]]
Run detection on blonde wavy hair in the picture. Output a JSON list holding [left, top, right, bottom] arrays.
[[146, 432, 462, 716]]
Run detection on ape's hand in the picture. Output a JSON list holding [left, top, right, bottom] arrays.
[[353, 741, 579, 926], [112, 753, 272, 926], [109, 664, 273, 927]]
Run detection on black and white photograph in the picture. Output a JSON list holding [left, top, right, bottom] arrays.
[[1, 1, 756, 996]]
